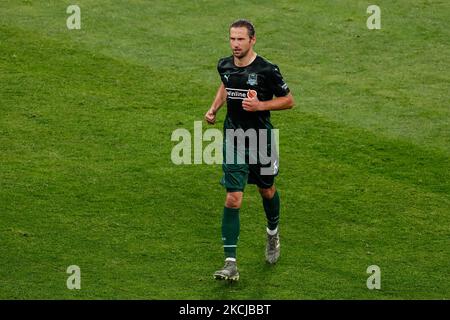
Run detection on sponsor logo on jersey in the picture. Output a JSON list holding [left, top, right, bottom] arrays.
[[226, 88, 248, 100], [247, 73, 258, 86]]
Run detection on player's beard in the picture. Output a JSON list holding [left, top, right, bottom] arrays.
[[233, 48, 249, 59]]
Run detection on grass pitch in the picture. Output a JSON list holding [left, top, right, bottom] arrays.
[[0, 0, 449, 299]]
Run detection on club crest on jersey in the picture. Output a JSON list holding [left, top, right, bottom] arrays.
[[247, 73, 258, 86]]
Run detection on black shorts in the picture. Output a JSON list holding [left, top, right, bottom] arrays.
[[220, 127, 278, 192], [220, 161, 278, 192]]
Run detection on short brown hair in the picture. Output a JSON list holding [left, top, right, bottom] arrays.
[[229, 19, 255, 38]]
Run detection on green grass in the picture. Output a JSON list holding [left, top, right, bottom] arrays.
[[0, 0, 449, 299]]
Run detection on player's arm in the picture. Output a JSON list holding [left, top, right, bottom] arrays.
[[243, 65, 294, 112], [242, 91, 294, 112], [205, 83, 227, 124]]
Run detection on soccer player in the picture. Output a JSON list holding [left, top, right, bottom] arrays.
[[205, 19, 294, 281]]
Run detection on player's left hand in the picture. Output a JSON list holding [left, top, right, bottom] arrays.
[[242, 90, 262, 112]]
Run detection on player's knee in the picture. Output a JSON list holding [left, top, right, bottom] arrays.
[[259, 186, 276, 199], [225, 192, 243, 208]]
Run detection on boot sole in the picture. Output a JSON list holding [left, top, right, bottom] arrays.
[[213, 273, 240, 282]]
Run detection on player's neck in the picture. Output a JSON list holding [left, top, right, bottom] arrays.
[[234, 51, 257, 67]]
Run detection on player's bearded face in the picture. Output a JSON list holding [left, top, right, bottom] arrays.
[[229, 27, 255, 59]]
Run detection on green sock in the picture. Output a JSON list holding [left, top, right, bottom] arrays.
[[263, 190, 280, 231], [222, 207, 240, 259]]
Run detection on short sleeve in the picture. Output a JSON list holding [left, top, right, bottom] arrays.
[[217, 59, 221, 74], [269, 65, 290, 97], [217, 58, 225, 83]]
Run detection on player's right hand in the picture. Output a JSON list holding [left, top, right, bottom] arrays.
[[205, 109, 216, 124]]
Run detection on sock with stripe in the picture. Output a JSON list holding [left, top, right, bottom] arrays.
[[221, 206, 240, 259], [263, 190, 280, 231]]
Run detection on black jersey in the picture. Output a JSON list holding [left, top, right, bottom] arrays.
[[217, 55, 290, 131]]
